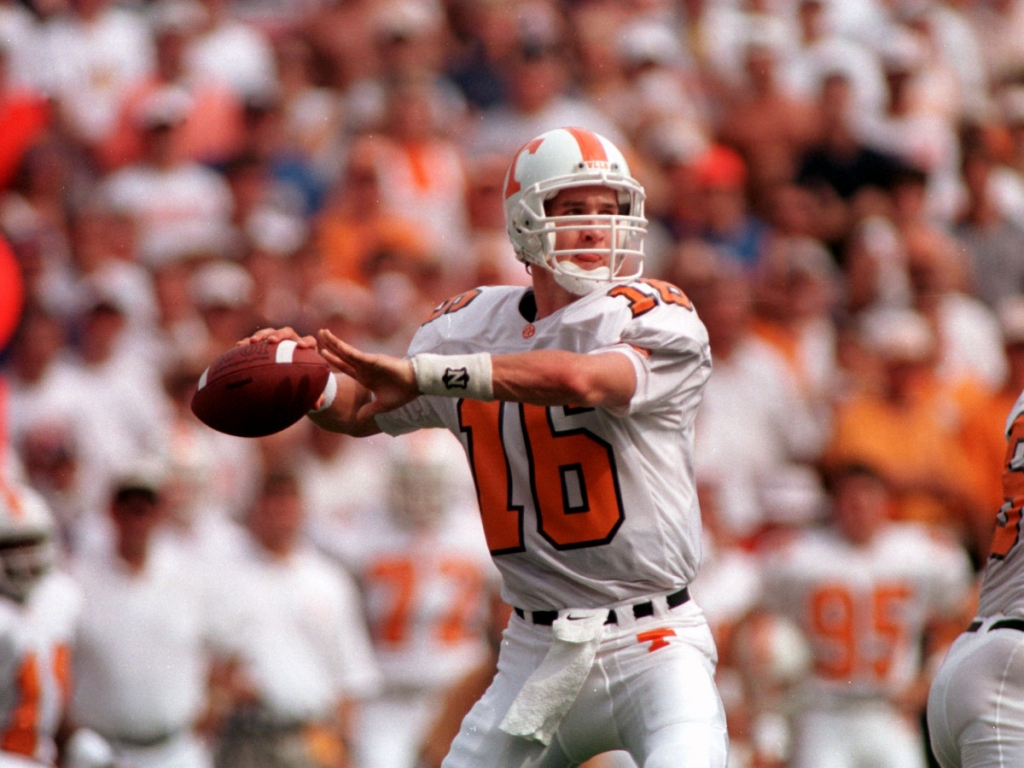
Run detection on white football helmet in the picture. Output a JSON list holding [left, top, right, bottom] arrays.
[[503, 127, 647, 296], [0, 480, 56, 603], [387, 430, 467, 530]]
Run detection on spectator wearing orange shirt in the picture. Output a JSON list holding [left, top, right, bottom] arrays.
[[824, 308, 984, 540]]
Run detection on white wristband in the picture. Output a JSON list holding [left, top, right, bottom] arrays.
[[309, 372, 338, 414], [411, 353, 494, 401]]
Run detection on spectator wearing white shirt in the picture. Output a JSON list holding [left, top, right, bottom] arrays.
[[214, 469, 381, 768], [37, 0, 154, 149], [682, 252, 828, 540], [70, 464, 246, 768], [99, 86, 235, 269]]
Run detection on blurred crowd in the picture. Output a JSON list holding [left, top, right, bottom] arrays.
[[4, 0, 1024, 765]]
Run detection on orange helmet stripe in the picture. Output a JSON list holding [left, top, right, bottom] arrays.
[[564, 127, 608, 164]]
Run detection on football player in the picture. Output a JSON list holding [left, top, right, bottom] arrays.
[[244, 127, 727, 767], [314, 429, 499, 768], [0, 480, 83, 768], [762, 463, 973, 768], [928, 389, 1024, 767]]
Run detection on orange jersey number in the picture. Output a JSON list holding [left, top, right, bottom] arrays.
[[368, 555, 485, 647], [808, 582, 912, 683], [1, 644, 71, 757], [459, 400, 625, 554], [609, 279, 692, 318]]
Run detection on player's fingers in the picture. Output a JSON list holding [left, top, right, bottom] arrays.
[[319, 348, 356, 379], [237, 327, 311, 346], [319, 329, 370, 365]]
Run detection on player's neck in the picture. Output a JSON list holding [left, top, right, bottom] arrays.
[[531, 271, 582, 319]]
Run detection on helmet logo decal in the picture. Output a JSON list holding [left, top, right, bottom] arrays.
[[504, 138, 546, 199], [564, 127, 608, 167], [0, 480, 22, 519]]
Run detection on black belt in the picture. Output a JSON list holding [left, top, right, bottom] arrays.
[[967, 617, 1024, 633], [514, 587, 690, 626], [109, 731, 178, 748]]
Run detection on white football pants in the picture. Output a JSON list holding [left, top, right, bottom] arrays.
[[441, 599, 728, 768]]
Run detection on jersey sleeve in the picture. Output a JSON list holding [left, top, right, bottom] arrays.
[[610, 285, 712, 418], [374, 394, 446, 435]]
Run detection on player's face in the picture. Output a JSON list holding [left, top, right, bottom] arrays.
[[546, 185, 620, 270], [833, 472, 889, 545]]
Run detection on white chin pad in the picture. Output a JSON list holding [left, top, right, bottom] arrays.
[[553, 262, 612, 296]]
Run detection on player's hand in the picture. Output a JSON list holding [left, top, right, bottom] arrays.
[[236, 326, 318, 349], [317, 329, 418, 417]]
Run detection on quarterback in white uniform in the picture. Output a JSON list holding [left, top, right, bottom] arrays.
[[0, 481, 82, 768], [245, 127, 728, 767], [928, 389, 1024, 767], [763, 464, 973, 768]]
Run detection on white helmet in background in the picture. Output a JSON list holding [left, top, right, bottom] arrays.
[[0, 480, 56, 603], [387, 430, 468, 530], [503, 127, 647, 296]]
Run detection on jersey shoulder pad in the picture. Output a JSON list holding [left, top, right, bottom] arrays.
[[600, 279, 708, 353], [410, 286, 522, 354]]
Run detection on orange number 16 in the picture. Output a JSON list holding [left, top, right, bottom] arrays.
[[459, 400, 625, 554]]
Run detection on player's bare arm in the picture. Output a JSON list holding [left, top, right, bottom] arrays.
[[317, 328, 637, 412]]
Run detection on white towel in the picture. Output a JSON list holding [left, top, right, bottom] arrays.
[[499, 608, 609, 745]]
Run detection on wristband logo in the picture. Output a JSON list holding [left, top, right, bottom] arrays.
[[443, 367, 470, 390]]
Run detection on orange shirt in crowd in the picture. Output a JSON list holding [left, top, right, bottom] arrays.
[[0, 89, 50, 189]]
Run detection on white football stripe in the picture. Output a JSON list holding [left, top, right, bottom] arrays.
[[198, 367, 209, 390], [276, 340, 297, 364]]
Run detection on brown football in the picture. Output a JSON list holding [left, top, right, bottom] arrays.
[[190, 340, 330, 437]]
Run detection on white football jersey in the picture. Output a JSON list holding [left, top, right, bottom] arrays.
[[978, 388, 1024, 618], [327, 504, 498, 691], [761, 524, 972, 703], [0, 572, 82, 766], [375, 281, 712, 610]]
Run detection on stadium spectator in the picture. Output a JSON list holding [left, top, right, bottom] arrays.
[[824, 307, 985, 537], [97, 0, 245, 172], [955, 128, 1024, 309], [213, 468, 381, 768], [679, 249, 827, 541], [37, 0, 154, 152], [70, 464, 244, 768], [99, 86, 235, 268]]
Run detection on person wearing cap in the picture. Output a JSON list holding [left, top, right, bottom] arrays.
[[211, 468, 381, 768], [98, 82, 235, 267], [96, 0, 245, 172], [69, 462, 248, 768], [47, 287, 170, 518], [693, 143, 770, 269], [190, 259, 260, 364], [823, 307, 985, 535]]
